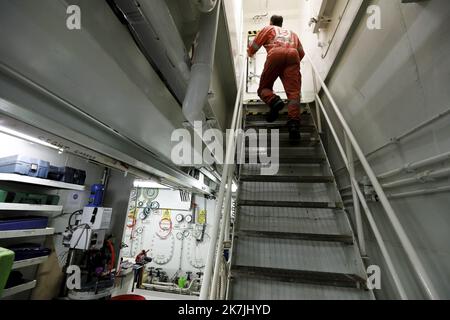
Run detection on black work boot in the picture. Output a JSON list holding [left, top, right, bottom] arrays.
[[266, 98, 285, 123], [287, 120, 301, 144]]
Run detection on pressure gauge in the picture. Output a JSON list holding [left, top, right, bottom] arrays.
[[176, 214, 184, 223], [150, 201, 160, 210], [185, 215, 193, 223]]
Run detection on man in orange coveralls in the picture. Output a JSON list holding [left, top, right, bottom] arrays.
[[248, 15, 305, 141]]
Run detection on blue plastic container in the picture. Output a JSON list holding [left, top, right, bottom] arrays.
[[8, 244, 51, 261], [0, 216, 49, 231], [0, 155, 49, 178]]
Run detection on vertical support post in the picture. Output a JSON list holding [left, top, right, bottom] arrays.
[[345, 133, 366, 256], [311, 64, 322, 134], [224, 189, 232, 242], [210, 170, 234, 299]]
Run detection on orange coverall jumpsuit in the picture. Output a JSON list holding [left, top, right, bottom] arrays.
[[248, 26, 305, 122]]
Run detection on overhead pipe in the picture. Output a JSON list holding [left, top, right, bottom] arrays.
[[182, 1, 221, 124]]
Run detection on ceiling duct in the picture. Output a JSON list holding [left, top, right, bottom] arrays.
[[193, 0, 219, 13], [182, 1, 221, 125], [110, 0, 191, 103]]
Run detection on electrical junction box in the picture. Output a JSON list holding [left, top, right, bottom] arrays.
[[80, 207, 112, 230], [70, 228, 106, 250]]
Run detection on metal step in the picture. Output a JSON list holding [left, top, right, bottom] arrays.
[[245, 123, 316, 133], [231, 277, 374, 300], [237, 207, 351, 236], [231, 266, 367, 289], [240, 164, 329, 178], [244, 154, 326, 164], [236, 230, 354, 244], [245, 147, 321, 156], [238, 200, 343, 209], [240, 175, 334, 183], [245, 138, 320, 147], [245, 113, 311, 123]]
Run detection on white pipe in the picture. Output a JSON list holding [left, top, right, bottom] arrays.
[[342, 151, 450, 191], [382, 167, 450, 189], [308, 53, 439, 300], [183, 2, 221, 124], [366, 108, 450, 159], [388, 186, 450, 199], [199, 58, 246, 300], [379, 151, 450, 180], [316, 93, 407, 299]]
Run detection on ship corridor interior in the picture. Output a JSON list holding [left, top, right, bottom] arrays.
[[0, 0, 449, 302]]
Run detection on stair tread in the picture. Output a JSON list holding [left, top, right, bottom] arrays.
[[245, 124, 316, 133], [237, 206, 350, 235], [236, 230, 353, 244], [238, 200, 342, 209], [231, 265, 367, 289], [240, 180, 338, 203], [244, 154, 326, 164], [231, 277, 373, 300], [240, 175, 334, 183]]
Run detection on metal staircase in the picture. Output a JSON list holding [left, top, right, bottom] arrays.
[[200, 54, 436, 300], [229, 103, 374, 300]]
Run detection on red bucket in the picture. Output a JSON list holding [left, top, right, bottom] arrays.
[[111, 294, 146, 301]]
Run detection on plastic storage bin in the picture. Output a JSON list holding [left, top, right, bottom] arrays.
[[0, 190, 7, 202], [8, 244, 51, 261], [0, 248, 14, 297], [0, 216, 49, 231], [48, 166, 86, 185], [0, 155, 49, 178]]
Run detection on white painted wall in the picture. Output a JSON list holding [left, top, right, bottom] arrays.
[[321, 0, 450, 299]]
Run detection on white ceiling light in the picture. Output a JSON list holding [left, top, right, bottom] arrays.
[[0, 125, 64, 154]]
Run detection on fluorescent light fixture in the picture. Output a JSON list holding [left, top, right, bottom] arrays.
[[133, 179, 171, 189], [0, 125, 64, 153]]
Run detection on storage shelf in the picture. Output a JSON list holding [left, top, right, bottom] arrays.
[[0, 173, 85, 191], [0, 227, 55, 239], [0, 203, 63, 212], [1, 280, 37, 298], [12, 256, 49, 270]]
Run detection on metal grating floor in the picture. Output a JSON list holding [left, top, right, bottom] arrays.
[[239, 182, 338, 203], [234, 236, 358, 275], [237, 206, 347, 235], [229, 104, 373, 300], [231, 278, 374, 300]]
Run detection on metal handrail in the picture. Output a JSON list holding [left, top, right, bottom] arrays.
[[199, 56, 246, 300], [306, 52, 439, 300]]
